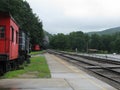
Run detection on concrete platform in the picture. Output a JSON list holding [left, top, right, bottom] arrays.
[[0, 79, 72, 90], [0, 53, 117, 90], [45, 53, 117, 90]]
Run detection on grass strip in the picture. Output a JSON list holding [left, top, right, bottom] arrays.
[[1, 56, 51, 78], [30, 51, 46, 55]]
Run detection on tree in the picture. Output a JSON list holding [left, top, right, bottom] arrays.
[[89, 34, 102, 50], [100, 35, 112, 52], [0, 0, 9, 11], [114, 39, 120, 53], [84, 34, 90, 53], [50, 33, 69, 50], [69, 31, 85, 51], [0, 0, 44, 46]]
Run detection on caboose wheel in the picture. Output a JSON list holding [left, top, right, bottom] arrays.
[[10, 61, 17, 70], [3, 61, 11, 73], [0, 65, 4, 75]]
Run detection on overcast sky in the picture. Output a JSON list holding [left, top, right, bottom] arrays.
[[26, 0, 120, 34]]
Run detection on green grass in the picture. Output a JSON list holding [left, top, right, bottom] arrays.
[[30, 50, 46, 55], [1, 56, 51, 79]]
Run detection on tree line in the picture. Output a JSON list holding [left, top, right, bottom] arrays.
[[50, 31, 120, 53], [0, 0, 44, 47]]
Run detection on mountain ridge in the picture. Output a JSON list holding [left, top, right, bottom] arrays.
[[88, 27, 120, 35]]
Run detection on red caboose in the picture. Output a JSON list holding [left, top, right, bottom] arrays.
[[33, 44, 41, 51], [0, 11, 30, 75], [0, 12, 19, 61], [0, 12, 19, 73]]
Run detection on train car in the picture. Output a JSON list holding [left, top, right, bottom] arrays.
[[0, 12, 19, 60], [0, 11, 30, 75], [33, 44, 41, 51], [19, 30, 30, 64]]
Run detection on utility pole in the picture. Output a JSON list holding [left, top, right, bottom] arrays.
[[87, 42, 88, 53], [75, 48, 77, 53]]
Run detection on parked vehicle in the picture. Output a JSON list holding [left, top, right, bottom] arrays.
[[0, 11, 30, 75], [32, 44, 41, 51]]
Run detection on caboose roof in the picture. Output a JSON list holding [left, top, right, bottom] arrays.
[[0, 11, 19, 27]]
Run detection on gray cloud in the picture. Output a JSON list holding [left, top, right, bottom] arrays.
[[27, 0, 120, 34]]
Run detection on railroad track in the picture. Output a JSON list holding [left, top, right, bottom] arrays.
[[48, 50, 120, 90]]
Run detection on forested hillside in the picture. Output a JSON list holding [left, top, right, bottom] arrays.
[[50, 31, 120, 53], [0, 0, 44, 46], [88, 27, 120, 35]]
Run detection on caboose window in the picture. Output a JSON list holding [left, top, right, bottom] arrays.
[[11, 26, 14, 42], [0, 26, 5, 38], [16, 31, 18, 44]]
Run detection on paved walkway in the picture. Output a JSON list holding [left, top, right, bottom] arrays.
[[0, 53, 117, 90], [45, 53, 117, 90]]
